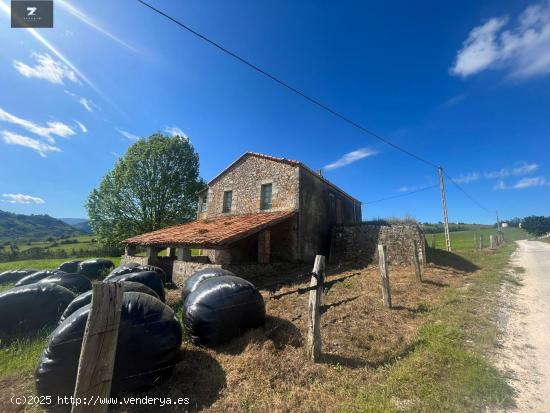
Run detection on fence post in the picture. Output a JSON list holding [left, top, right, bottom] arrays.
[[490, 234, 495, 249], [479, 235, 484, 250], [378, 244, 392, 308], [72, 282, 123, 413], [306, 255, 325, 362], [413, 240, 422, 282], [431, 234, 436, 249]]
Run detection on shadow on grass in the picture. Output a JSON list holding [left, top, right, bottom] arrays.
[[421, 279, 450, 288], [427, 248, 479, 273], [320, 296, 360, 315]]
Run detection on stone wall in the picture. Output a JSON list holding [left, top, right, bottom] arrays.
[[331, 224, 427, 266], [120, 255, 149, 267], [198, 155, 300, 219]]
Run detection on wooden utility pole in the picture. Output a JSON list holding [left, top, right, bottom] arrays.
[[72, 282, 123, 413], [306, 255, 325, 362], [378, 244, 392, 308], [412, 240, 422, 282], [438, 166, 452, 252]]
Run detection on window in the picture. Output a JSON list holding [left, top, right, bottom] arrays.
[[222, 190, 233, 213], [260, 183, 272, 210], [199, 192, 208, 212]]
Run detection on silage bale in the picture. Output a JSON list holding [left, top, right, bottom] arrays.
[[57, 260, 81, 273], [0, 283, 76, 337], [78, 258, 114, 279], [35, 292, 182, 402], [184, 275, 265, 346], [181, 267, 235, 304], [15, 270, 58, 287], [105, 271, 165, 302], [0, 269, 38, 285], [39, 273, 92, 295], [59, 281, 159, 323]]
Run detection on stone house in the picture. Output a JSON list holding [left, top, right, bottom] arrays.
[[122, 152, 361, 285]]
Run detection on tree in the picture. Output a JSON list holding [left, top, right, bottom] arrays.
[[86, 133, 204, 248], [522, 216, 550, 236]]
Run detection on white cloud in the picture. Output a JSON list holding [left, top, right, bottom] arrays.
[[65, 90, 97, 112], [75, 121, 87, 133], [2, 193, 45, 204], [57, 0, 139, 53], [13, 52, 79, 84], [454, 172, 481, 184], [0, 107, 75, 142], [164, 126, 187, 138], [111, 151, 120, 158], [451, 2, 550, 79], [494, 176, 548, 190], [324, 148, 378, 170], [116, 128, 139, 141], [1, 130, 61, 157]]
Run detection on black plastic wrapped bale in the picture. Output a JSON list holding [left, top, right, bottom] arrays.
[[0, 284, 76, 337], [0, 269, 37, 285], [106, 271, 165, 302], [136, 265, 167, 283], [58, 260, 81, 273], [59, 281, 159, 323], [104, 265, 142, 280], [77, 258, 114, 279], [184, 275, 265, 346], [181, 267, 235, 304], [35, 292, 182, 401], [15, 270, 57, 287], [39, 273, 92, 295]]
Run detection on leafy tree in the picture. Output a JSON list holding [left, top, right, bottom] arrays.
[[522, 216, 550, 236], [86, 133, 204, 248]]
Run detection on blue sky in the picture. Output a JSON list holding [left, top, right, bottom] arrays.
[[0, 0, 549, 224]]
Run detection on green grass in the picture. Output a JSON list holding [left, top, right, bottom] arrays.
[[348, 237, 522, 412], [1, 235, 97, 253], [0, 329, 52, 376], [426, 227, 528, 251], [0, 256, 121, 272]]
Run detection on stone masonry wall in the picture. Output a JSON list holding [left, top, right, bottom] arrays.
[[198, 155, 299, 219], [331, 224, 427, 266]]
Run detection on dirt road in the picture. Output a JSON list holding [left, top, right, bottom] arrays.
[[496, 240, 550, 412]]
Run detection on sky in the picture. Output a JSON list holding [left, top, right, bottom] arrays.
[[0, 0, 549, 224]]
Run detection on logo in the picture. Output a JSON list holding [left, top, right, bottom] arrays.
[[11, 0, 54, 28]]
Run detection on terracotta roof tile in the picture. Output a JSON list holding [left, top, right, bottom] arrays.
[[124, 210, 296, 248]]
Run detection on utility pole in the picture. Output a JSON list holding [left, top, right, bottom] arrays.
[[496, 211, 501, 232], [438, 166, 452, 252]]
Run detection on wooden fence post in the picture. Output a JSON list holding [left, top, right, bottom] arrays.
[[413, 240, 422, 282], [431, 234, 436, 249], [378, 244, 392, 308], [72, 282, 123, 413], [490, 234, 495, 249], [479, 235, 484, 250], [306, 255, 325, 362], [474, 233, 477, 250]]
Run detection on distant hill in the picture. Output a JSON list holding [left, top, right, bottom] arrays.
[[0, 210, 84, 243], [59, 218, 93, 234]]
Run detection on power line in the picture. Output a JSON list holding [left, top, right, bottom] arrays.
[[136, 0, 438, 169], [443, 170, 494, 214], [363, 184, 438, 205]]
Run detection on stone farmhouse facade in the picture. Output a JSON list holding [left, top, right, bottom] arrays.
[[122, 152, 361, 285]]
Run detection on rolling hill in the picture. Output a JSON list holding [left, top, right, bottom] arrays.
[[0, 210, 84, 243]]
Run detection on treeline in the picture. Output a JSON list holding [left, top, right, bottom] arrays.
[[522, 216, 550, 236], [0, 245, 122, 262], [421, 223, 491, 234]]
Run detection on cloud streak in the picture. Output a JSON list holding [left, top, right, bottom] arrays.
[[14, 52, 79, 84], [2, 193, 45, 204], [0, 107, 75, 143], [324, 148, 378, 170], [494, 176, 549, 190], [1, 130, 61, 157], [451, 1, 550, 79], [116, 128, 139, 141], [456, 162, 539, 184], [164, 126, 187, 138], [65, 90, 97, 112]]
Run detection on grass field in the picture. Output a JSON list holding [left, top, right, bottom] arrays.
[[1, 235, 97, 253], [0, 256, 121, 273], [427, 226, 527, 250]]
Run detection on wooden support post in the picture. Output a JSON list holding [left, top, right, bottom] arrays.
[[431, 234, 436, 249], [72, 282, 123, 413], [176, 247, 191, 261], [378, 244, 392, 308], [479, 235, 484, 250], [474, 233, 477, 250], [490, 235, 495, 249], [413, 240, 422, 282], [124, 244, 136, 256], [438, 166, 452, 252], [306, 255, 325, 362], [258, 229, 271, 264]]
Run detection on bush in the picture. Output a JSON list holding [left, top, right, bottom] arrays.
[[522, 216, 550, 236]]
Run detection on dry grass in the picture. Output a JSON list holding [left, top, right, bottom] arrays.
[[147, 262, 467, 412]]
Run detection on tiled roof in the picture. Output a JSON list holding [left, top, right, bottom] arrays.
[[124, 210, 297, 247]]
